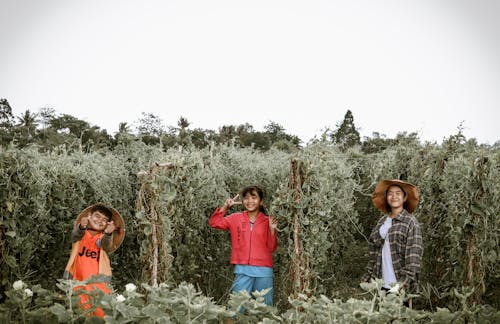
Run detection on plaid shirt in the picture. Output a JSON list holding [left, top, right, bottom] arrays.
[[363, 209, 423, 292]]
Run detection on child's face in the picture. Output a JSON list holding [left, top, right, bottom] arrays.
[[386, 185, 407, 210], [88, 211, 110, 232], [242, 190, 262, 213]]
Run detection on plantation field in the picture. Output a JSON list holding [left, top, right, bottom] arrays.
[[0, 137, 499, 323]]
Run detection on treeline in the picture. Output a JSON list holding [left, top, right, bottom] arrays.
[[4, 98, 487, 154], [1, 98, 303, 152]]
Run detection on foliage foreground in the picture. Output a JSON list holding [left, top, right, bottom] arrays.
[[1, 137, 499, 322], [1, 279, 499, 323]]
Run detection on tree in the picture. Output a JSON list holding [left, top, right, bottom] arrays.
[[176, 116, 192, 147], [264, 121, 301, 149], [177, 116, 190, 130], [361, 132, 394, 154], [0, 99, 13, 122], [114, 122, 135, 147], [331, 110, 361, 149], [217, 125, 238, 145], [80, 126, 113, 150], [14, 110, 39, 147], [394, 131, 420, 146], [118, 122, 131, 134], [135, 112, 165, 146], [38, 107, 56, 129], [264, 121, 285, 142], [190, 128, 212, 148], [0, 99, 14, 145], [136, 113, 165, 137], [49, 114, 90, 135], [16, 110, 39, 134], [36, 113, 112, 150], [214, 122, 300, 151]]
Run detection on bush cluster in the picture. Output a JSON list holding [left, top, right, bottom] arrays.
[[1, 137, 498, 320]]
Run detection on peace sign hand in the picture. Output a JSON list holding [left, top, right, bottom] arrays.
[[222, 194, 242, 211]]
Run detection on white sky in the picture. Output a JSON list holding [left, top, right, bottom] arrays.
[[1, 0, 499, 144]]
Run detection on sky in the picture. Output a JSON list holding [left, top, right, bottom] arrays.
[[1, 0, 499, 145]]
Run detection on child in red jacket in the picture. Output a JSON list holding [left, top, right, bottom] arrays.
[[209, 186, 278, 306]]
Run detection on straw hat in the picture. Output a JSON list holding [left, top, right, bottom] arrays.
[[372, 179, 419, 213], [75, 204, 125, 253]]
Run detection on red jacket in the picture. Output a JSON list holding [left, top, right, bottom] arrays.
[[209, 208, 278, 267]]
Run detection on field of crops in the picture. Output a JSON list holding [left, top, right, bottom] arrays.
[[0, 137, 499, 323]]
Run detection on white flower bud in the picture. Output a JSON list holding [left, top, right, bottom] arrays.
[[125, 283, 137, 292], [388, 283, 401, 293], [13, 280, 24, 290], [116, 294, 126, 302], [24, 288, 33, 297]]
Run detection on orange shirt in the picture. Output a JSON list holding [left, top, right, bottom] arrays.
[[73, 231, 103, 281]]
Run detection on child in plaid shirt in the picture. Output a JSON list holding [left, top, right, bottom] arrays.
[[363, 180, 423, 295]]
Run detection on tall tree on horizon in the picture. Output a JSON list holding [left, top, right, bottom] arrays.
[[264, 121, 301, 151], [0, 99, 15, 145], [14, 110, 39, 146], [331, 109, 361, 149]]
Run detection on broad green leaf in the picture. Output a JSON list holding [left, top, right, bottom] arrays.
[[49, 303, 71, 323], [4, 255, 17, 268], [5, 231, 16, 238], [6, 201, 14, 212]]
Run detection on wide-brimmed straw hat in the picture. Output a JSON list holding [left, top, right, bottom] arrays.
[[75, 204, 125, 253], [372, 179, 419, 213]]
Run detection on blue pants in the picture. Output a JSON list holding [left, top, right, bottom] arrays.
[[232, 274, 274, 306]]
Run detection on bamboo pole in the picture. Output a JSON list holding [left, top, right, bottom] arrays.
[[151, 199, 159, 287], [289, 158, 308, 297], [137, 161, 176, 287]]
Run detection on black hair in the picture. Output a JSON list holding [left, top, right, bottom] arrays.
[[90, 204, 113, 221], [240, 185, 267, 214]]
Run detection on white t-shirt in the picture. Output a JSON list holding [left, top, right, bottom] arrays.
[[380, 216, 397, 289]]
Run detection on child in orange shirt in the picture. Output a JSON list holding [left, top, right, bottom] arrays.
[[64, 204, 125, 318]]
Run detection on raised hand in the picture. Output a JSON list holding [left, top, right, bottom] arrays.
[[222, 194, 242, 211], [80, 215, 90, 228], [105, 220, 115, 235], [269, 216, 278, 233]]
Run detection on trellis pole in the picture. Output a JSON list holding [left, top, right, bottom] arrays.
[[288, 158, 310, 298], [136, 161, 175, 287]]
